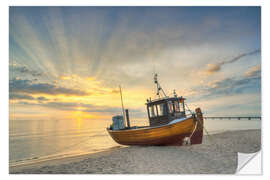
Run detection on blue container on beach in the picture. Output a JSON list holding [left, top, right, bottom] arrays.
[[112, 115, 125, 130]]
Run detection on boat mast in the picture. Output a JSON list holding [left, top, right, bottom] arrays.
[[154, 73, 167, 98], [119, 85, 126, 126]]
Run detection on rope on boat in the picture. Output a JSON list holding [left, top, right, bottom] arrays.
[[182, 114, 198, 145], [182, 105, 221, 148], [183, 110, 223, 152], [190, 118, 198, 138], [184, 104, 193, 115]]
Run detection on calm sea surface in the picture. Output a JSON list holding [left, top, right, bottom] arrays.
[[9, 118, 261, 166]]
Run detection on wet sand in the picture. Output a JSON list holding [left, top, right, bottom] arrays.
[[10, 129, 261, 174]]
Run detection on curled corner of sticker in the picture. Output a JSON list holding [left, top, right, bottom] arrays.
[[236, 150, 262, 175]]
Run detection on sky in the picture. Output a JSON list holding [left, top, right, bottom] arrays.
[[9, 7, 261, 123]]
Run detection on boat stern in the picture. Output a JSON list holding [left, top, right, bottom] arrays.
[[190, 108, 204, 145]]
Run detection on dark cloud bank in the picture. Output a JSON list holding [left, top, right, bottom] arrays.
[[9, 78, 89, 96], [10, 64, 43, 77], [9, 78, 145, 117]]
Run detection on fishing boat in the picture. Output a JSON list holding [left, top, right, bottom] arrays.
[[107, 74, 204, 146]]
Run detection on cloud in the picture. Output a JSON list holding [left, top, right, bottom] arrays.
[[9, 93, 35, 100], [14, 100, 144, 116], [195, 75, 261, 100], [245, 64, 261, 78], [10, 64, 43, 77], [9, 78, 90, 96], [205, 64, 221, 73], [9, 93, 49, 103], [36, 96, 49, 102], [205, 49, 261, 74]]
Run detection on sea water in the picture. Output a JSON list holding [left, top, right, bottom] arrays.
[[9, 118, 261, 166], [9, 119, 119, 166]]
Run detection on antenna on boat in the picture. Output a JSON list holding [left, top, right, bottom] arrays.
[[154, 73, 167, 98], [173, 89, 177, 97], [119, 85, 126, 126]]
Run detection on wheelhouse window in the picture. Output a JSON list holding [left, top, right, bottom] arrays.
[[167, 101, 174, 113], [157, 103, 167, 116], [174, 101, 180, 112], [149, 106, 156, 117]]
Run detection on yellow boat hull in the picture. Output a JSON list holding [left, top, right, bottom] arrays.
[[107, 108, 203, 146]]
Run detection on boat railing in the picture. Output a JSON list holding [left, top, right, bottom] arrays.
[[184, 104, 193, 115]]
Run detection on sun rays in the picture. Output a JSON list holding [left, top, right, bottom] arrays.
[[9, 7, 261, 121]]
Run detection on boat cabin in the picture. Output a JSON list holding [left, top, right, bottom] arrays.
[[146, 97, 186, 127]]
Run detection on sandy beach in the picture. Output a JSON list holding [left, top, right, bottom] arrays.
[[10, 129, 261, 174]]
